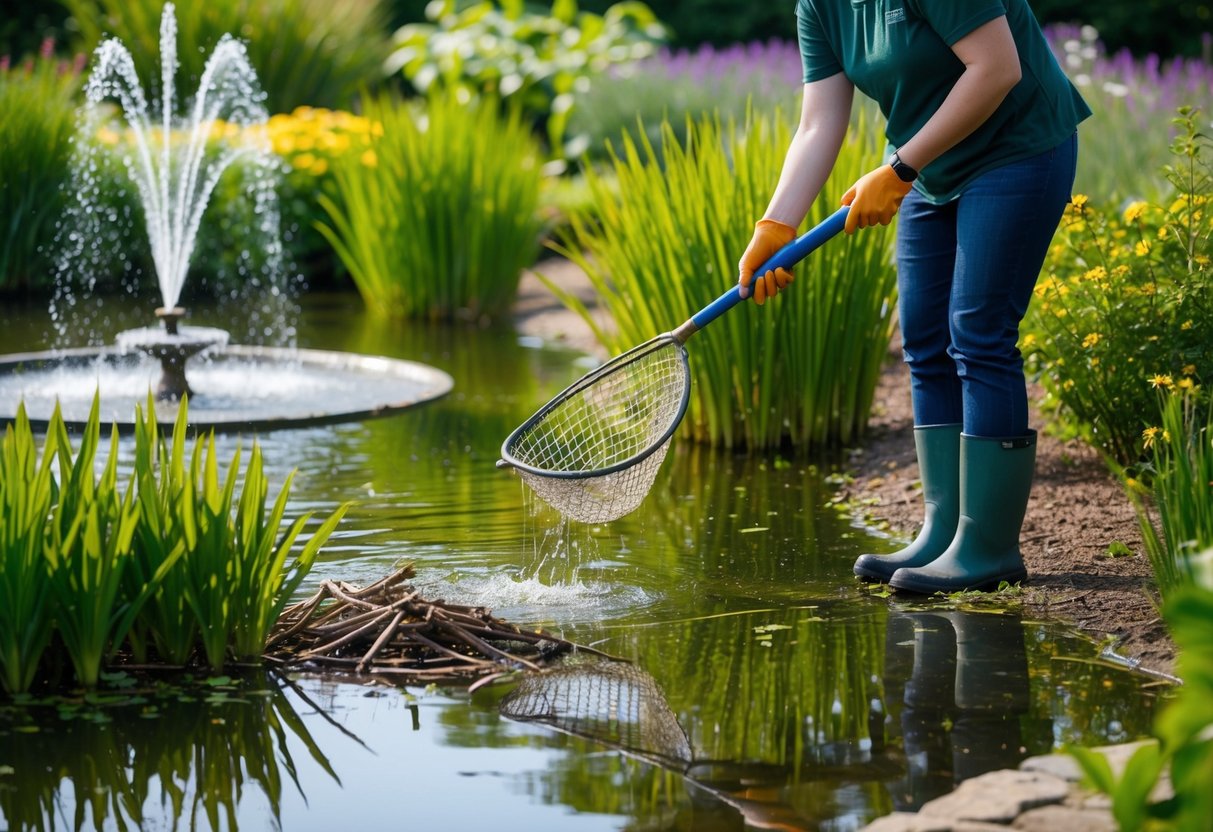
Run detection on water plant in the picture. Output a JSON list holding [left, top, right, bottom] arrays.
[[387, 0, 666, 156], [41, 398, 142, 689], [0, 405, 57, 695], [1127, 390, 1213, 600], [0, 42, 82, 291], [317, 90, 545, 320], [0, 394, 346, 690], [1026, 108, 1212, 465], [63, 0, 388, 113], [548, 109, 895, 451]]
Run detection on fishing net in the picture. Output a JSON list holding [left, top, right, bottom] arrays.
[[498, 336, 691, 524], [499, 660, 692, 766]]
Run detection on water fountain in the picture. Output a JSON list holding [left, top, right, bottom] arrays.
[[0, 3, 451, 430]]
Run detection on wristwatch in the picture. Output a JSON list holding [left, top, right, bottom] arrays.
[[889, 151, 919, 183]]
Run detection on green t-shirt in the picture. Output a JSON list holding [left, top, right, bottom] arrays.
[[796, 0, 1091, 203]]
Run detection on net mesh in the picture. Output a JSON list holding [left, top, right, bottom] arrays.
[[504, 338, 690, 524], [499, 661, 692, 766]]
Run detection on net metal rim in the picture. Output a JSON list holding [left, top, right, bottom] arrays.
[[498, 333, 690, 481]]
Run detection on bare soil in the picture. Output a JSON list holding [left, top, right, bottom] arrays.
[[515, 259, 1176, 678]]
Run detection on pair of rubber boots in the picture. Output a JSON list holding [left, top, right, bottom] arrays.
[[853, 424, 1034, 592]]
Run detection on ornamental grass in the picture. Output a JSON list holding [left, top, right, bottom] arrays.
[[318, 90, 545, 321], [547, 108, 895, 452]]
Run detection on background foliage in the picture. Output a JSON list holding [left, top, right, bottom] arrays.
[[0, 46, 81, 293], [59, 0, 390, 113], [550, 109, 895, 452], [318, 91, 545, 320]]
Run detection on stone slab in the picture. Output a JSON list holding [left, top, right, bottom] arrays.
[[918, 770, 1071, 824]]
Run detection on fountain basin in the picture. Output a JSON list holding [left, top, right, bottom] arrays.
[[0, 345, 453, 432]]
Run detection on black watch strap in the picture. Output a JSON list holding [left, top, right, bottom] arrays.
[[890, 151, 919, 183]]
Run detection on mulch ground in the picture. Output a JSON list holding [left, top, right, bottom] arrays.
[[517, 259, 1177, 679]]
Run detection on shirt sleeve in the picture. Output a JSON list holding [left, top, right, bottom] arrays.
[[906, 0, 1007, 46], [796, 0, 841, 83]]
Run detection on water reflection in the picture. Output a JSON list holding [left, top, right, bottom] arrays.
[[497, 604, 1159, 830], [0, 675, 337, 831]]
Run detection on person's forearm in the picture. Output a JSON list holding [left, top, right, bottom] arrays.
[[896, 18, 1022, 171], [763, 75, 853, 227]]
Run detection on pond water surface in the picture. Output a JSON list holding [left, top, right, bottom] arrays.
[[0, 293, 1166, 831]]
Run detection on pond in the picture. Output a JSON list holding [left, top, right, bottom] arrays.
[[0, 292, 1166, 830]]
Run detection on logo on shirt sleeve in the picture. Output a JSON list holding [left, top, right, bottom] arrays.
[[886, 7, 906, 24]]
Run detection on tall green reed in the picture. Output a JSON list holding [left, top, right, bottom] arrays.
[[151, 407, 347, 671], [0, 405, 57, 695], [2, 394, 346, 689], [1126, 391, 1213, 600], [547, 109, 895, 451], [41, 397, 142, 689], [318, 91, 545, 321]]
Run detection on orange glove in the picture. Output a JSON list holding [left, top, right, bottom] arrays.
[[738, 218, 797, 306], [841, 165, 913, 234]]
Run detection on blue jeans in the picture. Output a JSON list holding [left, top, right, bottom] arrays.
[[896, 134, 1077, 437]]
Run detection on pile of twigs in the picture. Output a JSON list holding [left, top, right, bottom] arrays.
[[264, 564, 612, 687]]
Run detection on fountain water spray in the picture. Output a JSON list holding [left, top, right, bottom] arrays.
[[2, 3, 453, 430], [53, 2, 286, 398]]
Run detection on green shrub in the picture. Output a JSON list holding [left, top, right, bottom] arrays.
[[63, 0, 389, 114], [317, 91, 546, 320], [547, 109, 895, 452], [1026, 108, 1212, 465], [387, 0, 666, 156], [0, 48, 82, 293]]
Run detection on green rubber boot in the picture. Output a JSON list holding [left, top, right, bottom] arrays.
[[889, 432, 1035, 594], [853, 424, 961, 583]]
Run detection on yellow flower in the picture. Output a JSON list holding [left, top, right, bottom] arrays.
[[360, 149, 378, 168], [309, 158, 328, 176], [1142, 426, 1160, 449], [1149, 374, 1174, 390], [1181, 319, 1194, 330], [1183, 364, 1197, 375], [1082, 332, 1101, 348], [1134, 240, 1152, 257], [1123, 201, 1148, 222], [1082, 266, 1107, 282], [293, 152, 316, 171], [1021, 333, 1037, 348], [1071, 194, 1089, 209], [1063, 378, 1075, 391]]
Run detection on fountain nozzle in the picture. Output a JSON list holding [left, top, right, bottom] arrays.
[[155, 306, 187, 336]]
